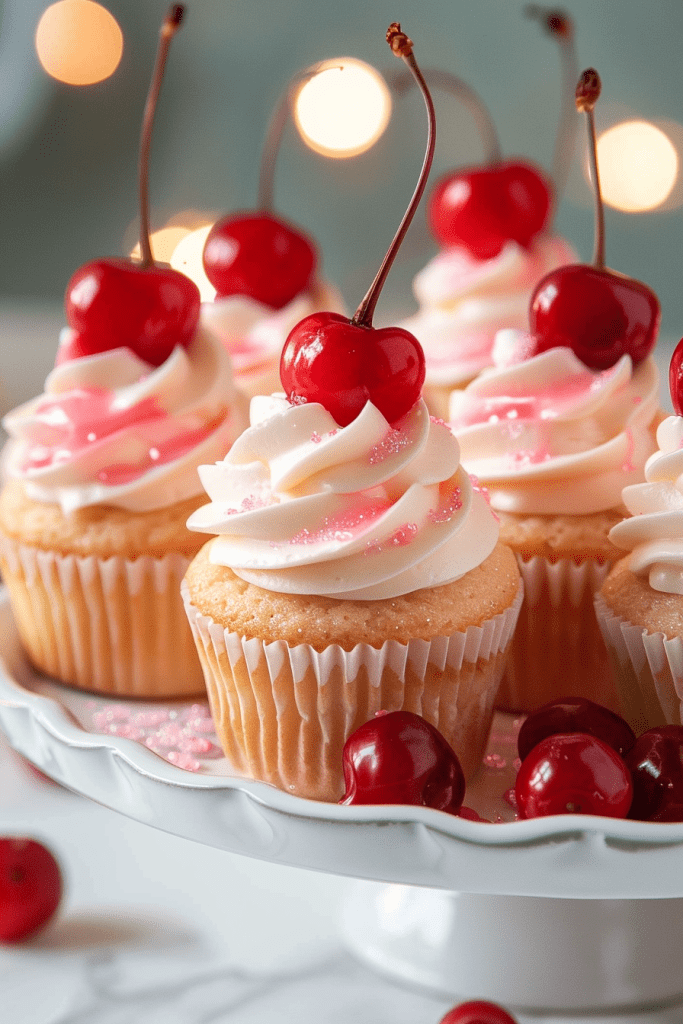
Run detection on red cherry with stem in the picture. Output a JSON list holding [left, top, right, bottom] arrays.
[[528, 68, 660, 370], [515, 733, 633, 819], [669, 338, 683, 415], [517, 697, 635, 762], [203, 212, 316, 309], [62, 5, 200, 369], [0, 838, 63, 942], [281, 24, 429, 428], [439, 1001, 517, 1024], [625, 726, 683, 823], [428, 159, 552, 259], [340, 711, 465, 814], [203, 65, 319, 309]]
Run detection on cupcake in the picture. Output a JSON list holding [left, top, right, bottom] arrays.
[[596, 354, 683, 732], [398, 234, 577, 419], [448, 333, 660, 713], [182, 394, 522, 800], [0, 319, 249, 698]]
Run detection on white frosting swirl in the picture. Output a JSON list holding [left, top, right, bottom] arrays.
[[609, 416, 683, 594], [187, 396, 499, 600], [200, 280, 345, 400], [448, 343, 659, 516], [399, 236, 577, 387], [3, 325, 249, 514]]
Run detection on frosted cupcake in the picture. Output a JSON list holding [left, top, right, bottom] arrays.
[[449, 332, 660, 713], [597, 349, 683, 731], [182, 394, 522, 800], [0, 319, 249, 698], [399, 234, 577, 418]]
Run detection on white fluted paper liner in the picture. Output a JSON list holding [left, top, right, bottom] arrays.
[[496, 554, 621, 714], [594, 592, 683, 732], [182, 580, 523, 802], [0, 536, 205, 698]]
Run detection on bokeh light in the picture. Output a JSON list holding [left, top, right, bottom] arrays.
[[294, 58, 391, 158], [130, 226, 192, 263], [170, 225, 216, 302], [35, 0, 123, 86], [596, 120, 679, 212]]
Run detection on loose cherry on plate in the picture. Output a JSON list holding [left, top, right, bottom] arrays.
[[517, 697, 635, 761], [515, 733, 633, 819], [0, 839, 63, 942], [528, 68, 660, 370], [203, 67, 317, 309], [62, 5, 200, 369], [280, 24, 429, 427], [439, 1001, 517, 1024], [340, 711, 465, 813], [625, 726, 683, 823]]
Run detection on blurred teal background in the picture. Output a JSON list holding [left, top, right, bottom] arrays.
[[1, 0, 683, 337]]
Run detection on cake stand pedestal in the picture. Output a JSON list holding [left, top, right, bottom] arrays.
[[1, 593, 683, 1021]]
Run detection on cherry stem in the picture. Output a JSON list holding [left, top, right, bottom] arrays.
[[576, 68, 605, 269], [526, 6, 578, 213], [137, 4, 185, 269], [257, 64, 339, 212], [388, 67, 501, 165], [352, 24, 436, 329]]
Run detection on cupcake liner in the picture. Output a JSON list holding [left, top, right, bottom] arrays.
[[594, 593, 682, 733], [495, 554, 621, 714], [0, 537, 205, 698], [182, 580, 523, 802]]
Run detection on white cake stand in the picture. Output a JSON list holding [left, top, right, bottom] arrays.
[[1, 592, 682, 1021]]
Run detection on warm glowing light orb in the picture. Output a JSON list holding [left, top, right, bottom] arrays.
[[596, 120, 678, 212], [171, 225, 216, 302], [130, 226, 191, 264], [294, 58, 391, 158], [36, 0, 123, 86]]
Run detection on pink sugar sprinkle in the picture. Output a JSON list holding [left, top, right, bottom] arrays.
[[190, 718, 218, 735], [167, 750, 201, 772], [366, 523, 417, 554], [374, 709, 389, 717], [145, 723, 185, 749], [107, 724, 145, 740], [483, 753, 507, 769], [429, 415, 449, 429], [310, 431, 322, 443], [504, 787, 518, 810], [369, 428, 410, 465], [428, 483, 462, 525], [132, 710, 169, 728], [178, 736, 219, 756], [179, 704, 211, 722]]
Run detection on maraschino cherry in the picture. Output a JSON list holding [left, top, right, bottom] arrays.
[[625, 726, 683, 823], [439, 1001, 517, 1024], [202, 68, 317, 309], [528, 68, 660, 369], [669, 337, 683, 415], [63, 5, 200, 368], [280, 24, 430, 427], [340, 711, 465, 814], [0, 838, 63, 942], [517, 697, 635, 762], [515, 732, 633, 819]]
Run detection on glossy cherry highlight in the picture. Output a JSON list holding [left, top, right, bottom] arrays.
[[0, 839, 63, 942], [281, 24, 430, 427], [340, 710, 465, 813], [518, 697, 636, 762], [62, 5, 200, 368], [439, 1001, 517, 1024], [528, 68, 660, 369], [515, 733, 633, 819], [669, 338, 683, 415], [626, 726, 683, 823]]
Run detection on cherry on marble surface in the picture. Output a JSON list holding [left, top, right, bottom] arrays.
[[428, 159, 552, 259], [281, 24, 430, 427], [517, 697, 635, 762], [203, 212, 316, 310], [515, 732, 633, 819], [0, 838, 63, 942], [340, 710, 465, 814], [625, 725, 683, 823], [439, 999, 517, 1024]]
